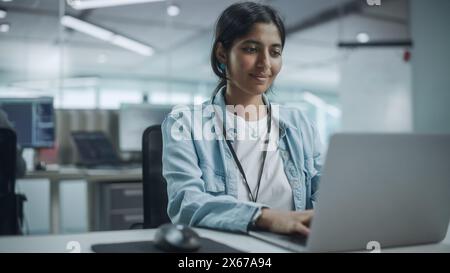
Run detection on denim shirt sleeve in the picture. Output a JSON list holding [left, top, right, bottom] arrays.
[[310, 122, 324, 208], [161, 112, 262, 233]]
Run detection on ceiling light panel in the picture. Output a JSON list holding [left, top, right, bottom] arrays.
[[67, 0, 165, 10]]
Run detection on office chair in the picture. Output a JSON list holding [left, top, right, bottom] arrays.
[[141, 125, 171, 229], [0, 128, 26, 235]]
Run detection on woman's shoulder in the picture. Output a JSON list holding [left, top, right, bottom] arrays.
[[166, 100, 214, 117], [277, 104, 315, 129], [162, 101, 215, 128], [277, 105, 321, 152]]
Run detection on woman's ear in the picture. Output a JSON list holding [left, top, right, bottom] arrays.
[[215, 42, 227, 65]]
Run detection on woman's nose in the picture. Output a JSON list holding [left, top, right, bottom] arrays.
[[256, 51, 270, 69]]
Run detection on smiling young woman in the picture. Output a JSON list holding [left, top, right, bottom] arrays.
[[161, 1, 323, 236], [216, 22, 283, 110]]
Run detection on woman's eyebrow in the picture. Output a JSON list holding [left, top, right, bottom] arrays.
[[241, 39, 282, 48]]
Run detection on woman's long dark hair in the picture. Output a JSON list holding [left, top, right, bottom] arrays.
[[210, 1, 286, 95]]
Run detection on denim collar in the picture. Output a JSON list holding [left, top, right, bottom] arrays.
[[210, 86, 298, 137]]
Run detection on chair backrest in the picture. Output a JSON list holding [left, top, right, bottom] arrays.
[[0, 128, 16, 195], [0, 128, 21, 235], [142, 125, 171, 229]]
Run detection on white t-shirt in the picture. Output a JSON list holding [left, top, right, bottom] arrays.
[[225, 110, 294, 211]]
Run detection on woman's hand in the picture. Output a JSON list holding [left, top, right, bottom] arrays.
[[255, 208, 314, 236]]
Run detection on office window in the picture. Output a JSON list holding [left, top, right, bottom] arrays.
[[150, 91, 192, 105], [55, 89, 96, 109], [281, 91, 341, 150], [150, 91, 170, 105], [169, 92, 191, 105], [100, 89, 142, 109], [194, 94, 208, 105]]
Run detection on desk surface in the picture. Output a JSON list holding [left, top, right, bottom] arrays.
[[25, 166, 142, 182], [20, 166, 143, 235], [13, 168, 450, 252], [1, 227, 450, 253]]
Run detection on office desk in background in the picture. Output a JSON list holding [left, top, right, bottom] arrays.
[[1, 227, 450, 253], [23, 167, 142, 234]]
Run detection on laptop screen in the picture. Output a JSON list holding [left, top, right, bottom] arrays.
[[71, 131, 120, 166]]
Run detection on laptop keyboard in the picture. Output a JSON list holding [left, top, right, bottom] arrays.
[[284, 234, 308, 245], [249, 231, 308, 252]]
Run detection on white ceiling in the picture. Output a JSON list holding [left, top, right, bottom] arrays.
[[0, 0, 410, 94]]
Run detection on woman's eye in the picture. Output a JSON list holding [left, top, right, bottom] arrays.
[[243, 47, 257, 53], [272, 50, 282, 57]]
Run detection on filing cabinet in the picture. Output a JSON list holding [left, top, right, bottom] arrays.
[[94, 182, 143, 231]]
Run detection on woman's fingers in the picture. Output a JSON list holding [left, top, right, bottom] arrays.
[[294, 222, 310, 236], [260, 209, 315, 236], [289, 210, 314, 233], [303, 211, 314, 226], [303, 209, 314, 218], [302, 217, 312, 227], [292, 210, 314, 224]]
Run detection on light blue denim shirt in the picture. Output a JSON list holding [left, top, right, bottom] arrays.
[[161, 88, 323, 233]]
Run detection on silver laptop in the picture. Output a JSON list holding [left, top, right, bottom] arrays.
[[250, 133, 450, 252]]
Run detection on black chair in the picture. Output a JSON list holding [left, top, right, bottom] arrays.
[[0, 128, 26, 235], [141, 125, 171, 229]]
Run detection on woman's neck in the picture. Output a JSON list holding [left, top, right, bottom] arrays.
[[224, 84, 267, 121]]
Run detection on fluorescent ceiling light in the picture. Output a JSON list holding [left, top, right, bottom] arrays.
[[356, 32, 370, 43], [0, 23, 10, 33], [111, 35, 154, 56], [167, 4, 180, 16], [61, 15, 113, 41], [0, 9, 7, 19], [67, 0, 165, 10], [60, 16, 154, 56]]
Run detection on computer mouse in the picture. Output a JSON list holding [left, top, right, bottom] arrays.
[[153, 223, 201, 252]]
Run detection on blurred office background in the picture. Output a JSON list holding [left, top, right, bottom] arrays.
[[0, 0, 448, 235]]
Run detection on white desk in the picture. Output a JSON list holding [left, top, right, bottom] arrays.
[[23, 167, 142, 234], [1, 227, 450, 253]]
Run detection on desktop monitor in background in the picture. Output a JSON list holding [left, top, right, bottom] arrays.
[[0, 97, 55, 148], [119, 103, 172, 152]]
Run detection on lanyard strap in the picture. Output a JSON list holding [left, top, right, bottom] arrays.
[[222, 104, 271, 203]]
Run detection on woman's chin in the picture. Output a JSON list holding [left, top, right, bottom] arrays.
[[232, 81, 271, 96], [252, 85, 270, 95]]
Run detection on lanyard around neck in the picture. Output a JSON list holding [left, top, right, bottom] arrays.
[[212, 92, 272, 202]]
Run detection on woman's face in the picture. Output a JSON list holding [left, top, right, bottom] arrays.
[[223, 23, 283, 96]]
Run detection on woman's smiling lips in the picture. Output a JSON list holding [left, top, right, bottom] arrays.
[[249, 73, 270, 82]]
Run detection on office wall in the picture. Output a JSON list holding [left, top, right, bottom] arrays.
[[410, 0, 450, 133], [339, 48, 412, 132]]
